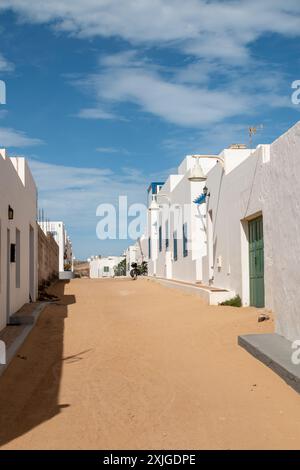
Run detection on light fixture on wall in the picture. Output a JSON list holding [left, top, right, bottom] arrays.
[[188, 157, 207, 182], [148, 193, 171, 211], [203, 185, 210, 197], [149, 198, 160, 211], [188, 153, 225, 183], [8, 205, 14, 220]]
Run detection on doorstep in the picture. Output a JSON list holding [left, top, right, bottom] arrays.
[[0, 302, 47, 377], [238, 333, 300, 394], [150, 277, 235, 305]]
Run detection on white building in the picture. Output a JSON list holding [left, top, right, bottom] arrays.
[[143, 121, 300, 343], [201, 122, 300, 342], [146, 154, 238, 283], [0, 149, 38, 331], [124, 245, 137, 275], [89, 256, 125, 278], [135, 234, 148, 265], [40, 221, 73, 277], [124, 235, 148, 276]]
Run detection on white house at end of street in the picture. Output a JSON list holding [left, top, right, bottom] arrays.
[[89, 256, 125, 278]]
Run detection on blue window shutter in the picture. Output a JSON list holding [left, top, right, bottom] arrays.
[[159, 226, 162, 252], [173, 231, 178, 261], [183, 223, 188, 257]]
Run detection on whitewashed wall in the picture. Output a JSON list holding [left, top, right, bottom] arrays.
[[42, 221, 73, 274], [40, 221, 65, 272], [265, 123, 300, 341], [0, 150, 38, 331], [148, 156, 222, 283], [134, 121, 300, 342], [202, 146, 269, 306], [202, 122, 300, 342], [125, 246, 137, 275]]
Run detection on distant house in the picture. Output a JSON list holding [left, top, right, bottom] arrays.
[[89, 256, 125, 278], [0, 150, 38, 331]]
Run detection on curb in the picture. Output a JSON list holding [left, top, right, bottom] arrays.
[[0, 302, 48, 377]]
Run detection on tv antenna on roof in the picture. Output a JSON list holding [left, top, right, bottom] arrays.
[[248, 124, 264, 147]]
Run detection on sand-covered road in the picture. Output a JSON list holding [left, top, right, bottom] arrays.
[[0, 277, 300, 450]]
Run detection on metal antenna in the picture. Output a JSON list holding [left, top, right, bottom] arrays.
[[248, 124, 264, 147]]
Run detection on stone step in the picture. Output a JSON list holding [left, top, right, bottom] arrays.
[[238, 333, 300, 394]]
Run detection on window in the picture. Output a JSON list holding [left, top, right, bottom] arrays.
[[10, 243, 16, 263], [16, 229, 20, 288], [148, 237, 151, 259], [103, 266, 109, 273], [183, 223, 188, 257], [159, 226, 162, 252], [173, 231, 178, 261], [165, 220, 169, 249]]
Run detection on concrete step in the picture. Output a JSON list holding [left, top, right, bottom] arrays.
[[238, 333, 300, 394], [151, 277, 235, 305], [0, 303, 47, 376], [8, 315, 35, 325]]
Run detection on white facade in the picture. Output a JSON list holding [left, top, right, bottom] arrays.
[[142, 121, 300, 343], [89, 256, 125, 278], [0, 149, 38, 331], [146, 154, 245, 283], [201, 122, 300, 342], [135, 234, 148, 265], [125, 245, 137, 275], [40, 221, 73, 275]]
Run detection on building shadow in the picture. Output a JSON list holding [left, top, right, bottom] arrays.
[[0, 281, 75, 447]]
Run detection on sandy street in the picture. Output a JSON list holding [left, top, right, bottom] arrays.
[[0, 277, 300, 450]]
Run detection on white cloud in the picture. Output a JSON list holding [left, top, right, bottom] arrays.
[[0, 1, 300, 63], [29, 160, 112, 192], [96, 147, 129, 155], [0, 127, 43, 147], [29, 158, 172, 228], [76, 107, 117, 120], [29, 158, 171, 257], [75, 50, 291, 128], [96, 67, 247, 126], [0, 52, 14, 72], [96, 147, 119, 153], [0, 1, 297, 129]]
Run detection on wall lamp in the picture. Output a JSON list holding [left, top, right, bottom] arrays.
[[203, 185, 210, 197], [148, 193, 171, 211], [8, 205, 14, 220], [188, 154, 224, 183]]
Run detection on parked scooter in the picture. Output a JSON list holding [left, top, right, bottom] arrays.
[[130, 262, 139, 280]]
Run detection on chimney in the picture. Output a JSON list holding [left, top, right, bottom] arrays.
[[228, 144, 247, 149]]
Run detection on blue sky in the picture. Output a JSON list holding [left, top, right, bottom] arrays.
[[0, 1, 300, 259]]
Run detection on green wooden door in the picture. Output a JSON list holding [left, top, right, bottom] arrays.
[[249, 216, 265, 307]]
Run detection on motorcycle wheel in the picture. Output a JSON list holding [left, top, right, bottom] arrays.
[[130, 269, 137, 280]]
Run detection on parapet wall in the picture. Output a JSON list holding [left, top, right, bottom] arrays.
[[38, 225, 59, 289]]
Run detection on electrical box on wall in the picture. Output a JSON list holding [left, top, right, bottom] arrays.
[[216, 256, 222, 268]]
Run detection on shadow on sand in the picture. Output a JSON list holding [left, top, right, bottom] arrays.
[[0, 281, 75, 447]]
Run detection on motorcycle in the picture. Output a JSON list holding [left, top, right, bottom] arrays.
[[130, 262, 139, 280]]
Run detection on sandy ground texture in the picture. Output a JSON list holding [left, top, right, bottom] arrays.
[[0, 277, 300, 450]]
